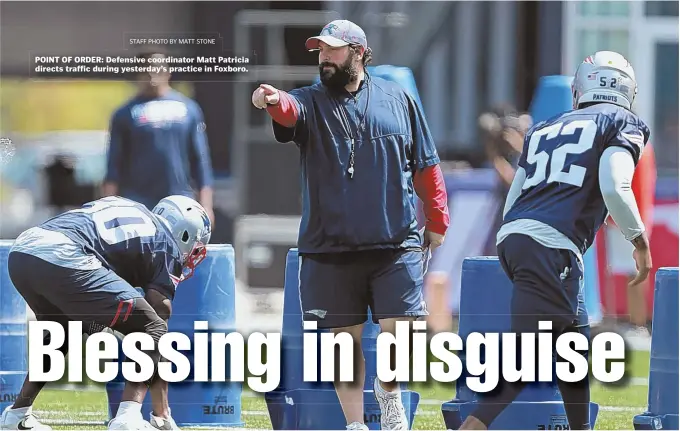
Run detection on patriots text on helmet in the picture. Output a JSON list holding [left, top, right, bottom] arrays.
[[592, 94, 618, 102]]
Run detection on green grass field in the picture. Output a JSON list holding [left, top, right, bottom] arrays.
[[30, 350, 650, 430]]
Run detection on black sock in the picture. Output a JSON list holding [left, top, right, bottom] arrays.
[[470, 379, 527, 427], [468, 333, 527, 427], [556, 379, 591, 430]]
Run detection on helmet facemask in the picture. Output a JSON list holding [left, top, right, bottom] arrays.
[[181, 240, 208, 280], [178, 226, 210, 280]]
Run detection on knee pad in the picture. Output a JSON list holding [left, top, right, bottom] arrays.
[[146, 316, 168, 342], [142, 317, 167, 387]]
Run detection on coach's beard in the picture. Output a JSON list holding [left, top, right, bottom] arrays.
[[319, 57, 359, 90]]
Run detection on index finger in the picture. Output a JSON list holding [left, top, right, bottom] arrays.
[[259, 84, 277, 94]]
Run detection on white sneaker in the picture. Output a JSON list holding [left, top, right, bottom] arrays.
[[149, 412, 180, 430], [373, 378, 409, 430], [346, 422, 369, 430], [108, 412, 155, 430], [0, 406, 52, 430], [633, 326, 651, 338]]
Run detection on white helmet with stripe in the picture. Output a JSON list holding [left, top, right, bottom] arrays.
[[572, 51, 637, 110], [152, 195, 211, 278]]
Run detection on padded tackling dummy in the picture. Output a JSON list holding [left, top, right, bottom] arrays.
[[633, 268, 679, 430], [105, 244, 243, 427], [441, 257, 599, 429], [0, 241, 28, 414]]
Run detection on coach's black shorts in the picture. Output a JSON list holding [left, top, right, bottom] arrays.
[[7, 251, 143, 329], [299, 249, 428, 329], [497, 234, 589, 333]]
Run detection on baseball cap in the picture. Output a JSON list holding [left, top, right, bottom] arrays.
[[305, 20, 368, 51]]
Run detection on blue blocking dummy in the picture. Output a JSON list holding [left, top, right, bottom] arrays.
[[634, 268, 679, 430], [0, 241, 28, 414], [264, 249, 420, 430], [528, 75, 574, 123], [105, 244, 243, 427], [528, 75, 603, 325], [441, 257, 599, 429]]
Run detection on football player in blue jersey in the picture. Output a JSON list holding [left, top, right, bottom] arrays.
[[0, 195, 211, 431], [459, 51, 652, 430]]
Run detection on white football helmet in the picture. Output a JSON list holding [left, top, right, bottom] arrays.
[[572, 50, 637, 110], [152, 195, 211, 279]]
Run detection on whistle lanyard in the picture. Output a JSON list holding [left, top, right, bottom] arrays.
[[337, 80, 370, 179]]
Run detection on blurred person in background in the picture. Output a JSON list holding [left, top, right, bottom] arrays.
[[102, 50, 214, 224], [604, 142, 656, 336], [656, 109, 678, 172], [479, 104, 531, 188], [45, 154, 77, 213], [101, 49, 213, 430], [478, 104, 532, 256], [420, 146, 468, 334], [423, 106, 531, 333], [252, 19, 449, 431]]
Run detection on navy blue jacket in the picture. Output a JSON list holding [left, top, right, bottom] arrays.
[[272, 73, 440, 253], [105, 89, 213, 210]]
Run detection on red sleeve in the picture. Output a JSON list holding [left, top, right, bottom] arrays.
[[265, 91, 299, 128], [414, 164, 449, 235]]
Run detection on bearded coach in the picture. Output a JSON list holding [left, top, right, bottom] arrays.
[[251, 20, 449, 431]]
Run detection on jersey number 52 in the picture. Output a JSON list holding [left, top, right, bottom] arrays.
[[522, 119, 597, 190]]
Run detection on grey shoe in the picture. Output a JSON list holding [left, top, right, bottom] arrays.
[[373, 378, 409, 430], [149, 412, 180, 430]]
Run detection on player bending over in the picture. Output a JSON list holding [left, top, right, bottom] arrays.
[[459, 51, 652, 430], [0, 195, 211, 431]]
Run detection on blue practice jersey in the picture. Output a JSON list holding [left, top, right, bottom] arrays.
[[503, 103, 651, 254], [40, 196, 184, 299], [104, 89, 213, 210]]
